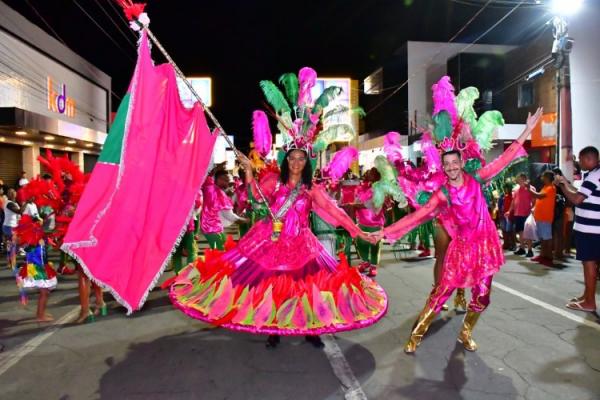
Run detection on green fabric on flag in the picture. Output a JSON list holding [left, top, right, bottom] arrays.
[[99, 93, 130, 164]]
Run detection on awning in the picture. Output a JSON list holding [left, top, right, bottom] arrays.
[[0, 107, 107, 145]]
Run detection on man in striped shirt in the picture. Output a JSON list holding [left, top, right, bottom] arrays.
[[555, 146, 600, 313]]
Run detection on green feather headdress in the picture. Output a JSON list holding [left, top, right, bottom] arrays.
[[253, 67, 362, 156]]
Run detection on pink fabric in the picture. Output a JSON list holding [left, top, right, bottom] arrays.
[[340, 184, 358, 204], [384, 142, 527, 288], [513, 185, 533, 217], [61, 32, 217, 313], [169, 288, 388, 337], [169, 181, 387, 335], [234, 183, 249, 214], [441, 173, 504, 287], [200, 177, 233, 234], [231, 183, 360, 275], [356, 208, 385, 228], [310, 184, 361, 237], [383, 191, 445, 241], [477, 142, 527, 182], [428, 275, 493, 313]]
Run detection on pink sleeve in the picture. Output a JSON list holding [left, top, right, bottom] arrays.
[[202, 182, 218, 208], [383, 190, 445, 242], [310, 184, 361, 238], [477, 142, 528, 183]]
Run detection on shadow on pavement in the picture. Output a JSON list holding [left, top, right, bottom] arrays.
[[534, 324, 600, 398], [394, 342, 519, 400], [97, 329, 376, 400]]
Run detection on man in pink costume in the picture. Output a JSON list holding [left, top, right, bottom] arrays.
[[376, 108, 542, 353]]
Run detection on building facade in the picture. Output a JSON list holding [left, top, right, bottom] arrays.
[[0, 1, 109, 186]]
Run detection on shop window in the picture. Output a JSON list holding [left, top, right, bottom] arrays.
[[518, 82, 534, 108]]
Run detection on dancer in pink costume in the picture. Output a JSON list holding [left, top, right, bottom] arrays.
[[169, 67, 387, 348], [200, 171, 239, 250], [375, 107, 542, 353]]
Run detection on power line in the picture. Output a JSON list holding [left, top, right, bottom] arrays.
[[459, 0, 526, 53], [24, 0, 67, 46], [106, 0, 138, 40], [495, 55, 554, 95], [92, 0, 137, 50], [365, 0, 526, 116], [365, 0, 496, 115], [71, 0, 135, 62], [448, 0, 494, 42], [450, 0, 543, 8]]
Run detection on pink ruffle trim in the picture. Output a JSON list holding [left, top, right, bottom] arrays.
[[169, 281, 388, 336]]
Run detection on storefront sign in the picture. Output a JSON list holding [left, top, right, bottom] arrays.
[[47, 77, 76, 118]]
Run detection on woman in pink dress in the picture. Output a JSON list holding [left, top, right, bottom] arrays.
[[169, 148, 387, 348]]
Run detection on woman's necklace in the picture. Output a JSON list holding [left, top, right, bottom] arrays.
[[271, 182, 302, 241]]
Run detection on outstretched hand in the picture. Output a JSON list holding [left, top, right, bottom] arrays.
[[518, 107, 543, 144], [237, 151, 253, 170], [367, 230, 384, 244], [356, 231, 376, 245]]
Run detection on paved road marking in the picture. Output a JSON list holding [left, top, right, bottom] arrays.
[[493, 282, 600, 332], [322, 334, 368, 400], [0, 307, 80, 377]]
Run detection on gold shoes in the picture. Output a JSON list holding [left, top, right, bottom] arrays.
[[404, 306, 437, 354], [453, 288, 467, 311], [457, 311, 481, 351]]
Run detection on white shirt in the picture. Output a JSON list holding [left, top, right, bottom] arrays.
[[18, 178, 29, 187], [22, 202, 39, 218], [3, 201, 19, 227]]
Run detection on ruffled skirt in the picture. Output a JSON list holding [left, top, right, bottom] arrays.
[[169, 221, 388, 335], [18, 262, 57, 290]]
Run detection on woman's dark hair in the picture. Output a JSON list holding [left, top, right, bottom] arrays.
[[280, 149, 312, 189]]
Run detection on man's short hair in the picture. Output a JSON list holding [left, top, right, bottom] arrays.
[[517, 172, 528, 179], [579, 146, 599, 159], [441, 150, 462, 161], [541, 170, 555, 181]]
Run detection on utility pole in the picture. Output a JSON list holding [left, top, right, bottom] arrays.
[[552, 15, 575, 180]]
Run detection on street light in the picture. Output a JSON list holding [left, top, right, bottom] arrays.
[[551, 0, 583, 16]]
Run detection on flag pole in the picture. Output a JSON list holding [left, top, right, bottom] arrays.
[[139, 26, 276, 220]]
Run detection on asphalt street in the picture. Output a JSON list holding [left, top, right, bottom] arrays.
[[0, 241, 599, 400]]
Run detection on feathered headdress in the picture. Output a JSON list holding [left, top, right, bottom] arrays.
[[252, 67, 360, 156], [389, 76, 506, 208], [431, 77, 504, 157]]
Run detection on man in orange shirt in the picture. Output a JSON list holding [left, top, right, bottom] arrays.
[[529, 170, 556, 266]]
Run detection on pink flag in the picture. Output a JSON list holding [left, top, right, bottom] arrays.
[[62, 32, 217, 313]]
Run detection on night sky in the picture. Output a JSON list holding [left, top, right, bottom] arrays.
[[3, 0, 553, 149]]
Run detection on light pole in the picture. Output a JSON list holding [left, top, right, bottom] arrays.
[[551, 0, 582, 180]]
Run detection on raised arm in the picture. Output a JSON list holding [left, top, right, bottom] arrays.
[[555, 175, 588, 206], [477, 107, 542, 183], [237, 152, 276, 203], [310, 183, 362, 238], [382, 190, 446, 242]]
